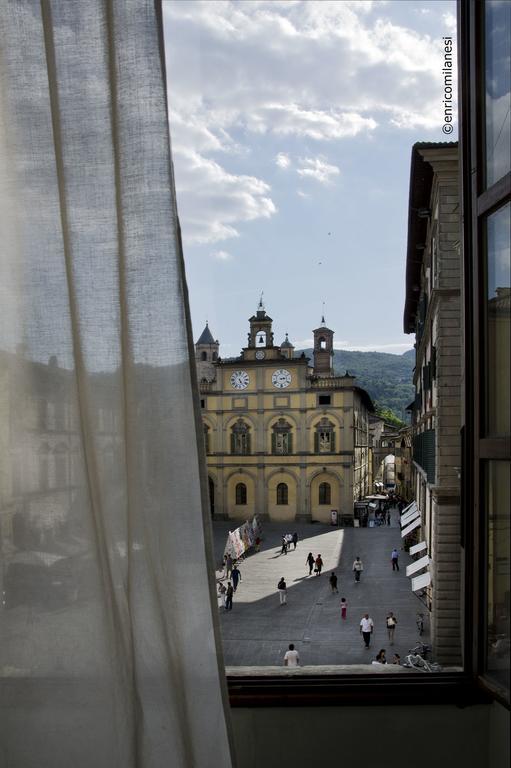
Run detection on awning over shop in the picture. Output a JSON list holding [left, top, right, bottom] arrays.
[[409, 541, 427, 556], [401, 516, 421, 537], [412, 571, 431, 591], [400, 501, 418, 524], [401, 508, 420, 528], [400, 500, 416, 516], [406, 554, 430, 577]]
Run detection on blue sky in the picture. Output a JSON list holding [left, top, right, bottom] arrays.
[[163, 0, 458, 357]]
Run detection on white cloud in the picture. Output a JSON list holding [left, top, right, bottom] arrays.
[[275, 152, 291, 169], [297, 156, 340, 184], [164, 0, 457, 244], [296, 189, 310, 199], [442, 11, 457, 34], [248, 104, 377, 141], [174, 149, 277, 244], [211, 250, 232, 261], [342, 342, 414, 352]]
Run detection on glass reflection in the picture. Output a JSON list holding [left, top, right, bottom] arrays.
[[486, 461, 510, 702], [486, 202, 510, 435], [485, 0, 511, 187]]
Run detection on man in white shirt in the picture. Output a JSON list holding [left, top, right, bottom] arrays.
[[360, 613, 374, 648], [283, 643, 300, 667]]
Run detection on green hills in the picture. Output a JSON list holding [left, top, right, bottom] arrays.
[[300, 348, 415, 423]]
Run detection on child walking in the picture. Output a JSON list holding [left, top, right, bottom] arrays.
[[340, 597, 347, 619]]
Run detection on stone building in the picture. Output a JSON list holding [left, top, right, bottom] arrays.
[[403, 141, 462, 664], [195, 303, 374, 523]]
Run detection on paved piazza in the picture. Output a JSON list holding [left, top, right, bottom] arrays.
[[212, 508, 430, 668]]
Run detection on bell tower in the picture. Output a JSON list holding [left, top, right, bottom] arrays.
[[312, 316, 334, 376], [195, 322, 219, 382], [247, 297, 274, 349]]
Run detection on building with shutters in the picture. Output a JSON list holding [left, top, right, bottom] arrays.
[[195, 302, 374, 523], [403, 141, 462, 665]]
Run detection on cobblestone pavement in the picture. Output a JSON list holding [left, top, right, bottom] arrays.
[[212, 508, 431, 667]]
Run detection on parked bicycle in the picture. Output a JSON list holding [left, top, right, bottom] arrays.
[[409, 642, 432, 659], [402, 654, 442, 673]]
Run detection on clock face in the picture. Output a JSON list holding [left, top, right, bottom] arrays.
[[230, 370, 250, 390], [272, 369, 291, 389], [255, 350, 265, 360]]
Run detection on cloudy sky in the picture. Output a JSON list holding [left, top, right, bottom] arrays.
[[163, 0, 457, 357]]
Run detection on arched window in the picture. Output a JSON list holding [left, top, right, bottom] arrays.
[[201, 351, 207, 361], [319, 336, 326, 349], [319, 482, 331, 505], [276, 482, 288, 505], [314, 418, 335, 453], [203, 423, 210, 454], [235, 482, 247, 505], [231, 419, 251, 455], [271, 418, 292, 455]]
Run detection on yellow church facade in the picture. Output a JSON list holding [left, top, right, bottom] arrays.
[[196, 304, 374, 523]]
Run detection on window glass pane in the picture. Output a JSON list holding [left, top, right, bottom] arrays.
[[485, 461, 510, 702], [485, 0, 511, 187], [486, 202, 511, 435]]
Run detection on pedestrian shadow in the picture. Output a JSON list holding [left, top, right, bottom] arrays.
[[292, 576, 309, 582]]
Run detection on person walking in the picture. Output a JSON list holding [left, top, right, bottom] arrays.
[[352, 556, 364, 582], [292, 531, 298, 550], [391, 548, 400, 571], [360, 613, 374, 648], [416, 612, 424, 636], [225, 554, 233, 579], [255, 536, 261, 553], [306, 552, 315, 576], [278, 577, 287, 605], [314, 554, 323, 575], [281, 536, 288, 555], [386, 611, 397, 644], [340, 597, 347, 620], [329, 571, 339, 593], [283, 643, 300, 667], [231, 565, 241, 592], [386, 509, 391, 526], [218, 582, 227, 608], [225, 582, 233, 611]]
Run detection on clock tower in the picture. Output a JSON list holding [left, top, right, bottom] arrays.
[[242, 298, 281, 361]]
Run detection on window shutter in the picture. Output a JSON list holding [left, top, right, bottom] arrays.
[[271, 432, 276, 454], [231, 432, 235, 454], [331, 431, 336, 452], [314, 432, 319, 453]]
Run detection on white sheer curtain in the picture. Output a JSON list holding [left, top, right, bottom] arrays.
[[0, 2, 234, 766]]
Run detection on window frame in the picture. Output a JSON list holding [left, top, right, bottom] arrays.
[[235, 482, 247, 506], [276, 482, 288, 505], [318, 481, 331, 506], [459, 0, 511, 708]]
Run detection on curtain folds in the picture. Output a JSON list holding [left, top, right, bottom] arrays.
[[0, 2, 233, 766]]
